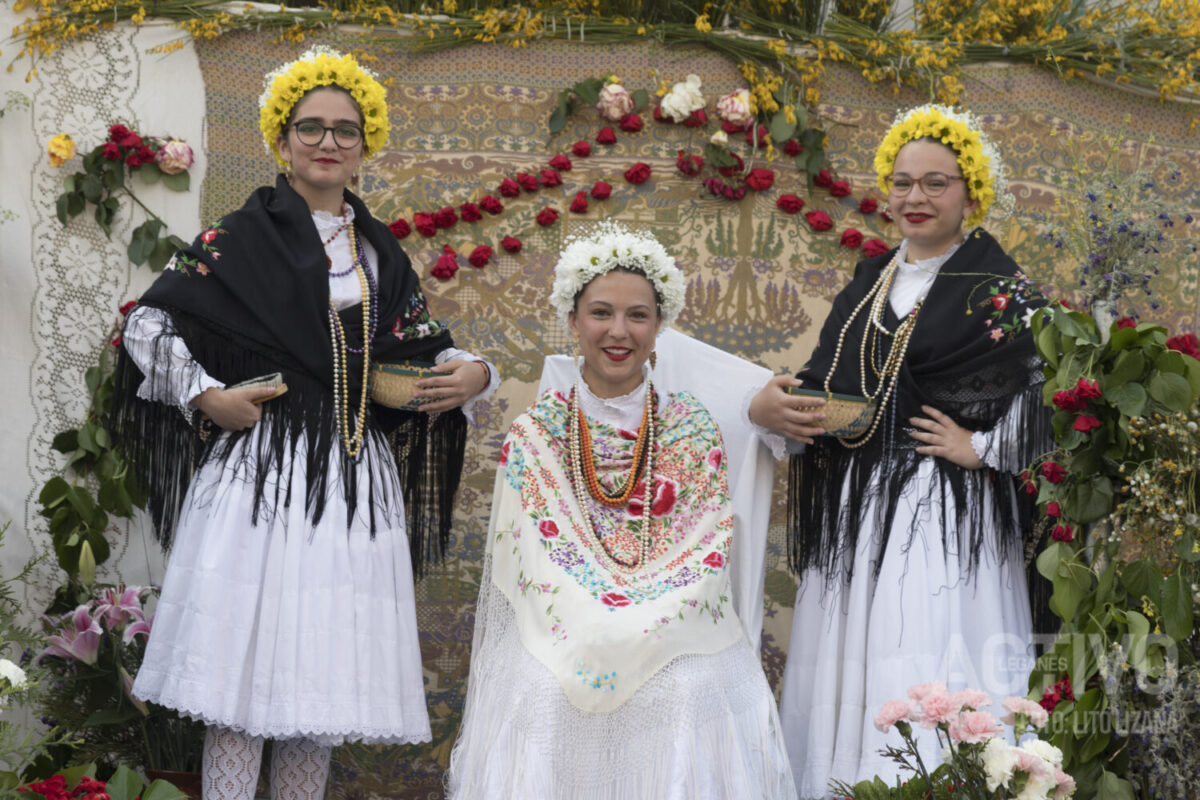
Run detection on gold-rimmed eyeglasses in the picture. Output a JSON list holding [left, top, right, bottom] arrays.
[[291, 120, 364, 149], [885, 172, 965, 197]]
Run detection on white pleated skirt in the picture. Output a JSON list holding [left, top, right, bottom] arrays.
[[132, 427, 431, 745], [778, 458, 1034, 799]]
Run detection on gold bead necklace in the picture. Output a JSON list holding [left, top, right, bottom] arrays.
[[328, 256, 372, 459]]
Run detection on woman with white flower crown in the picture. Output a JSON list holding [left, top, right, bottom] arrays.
[[748, 105, 1052, 796], [109, 47, 497, 799], [447, 221, 797, 799]]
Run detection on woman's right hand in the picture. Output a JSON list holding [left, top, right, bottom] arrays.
[[192, 386, 279, 431], [748, 374, 827, 444]]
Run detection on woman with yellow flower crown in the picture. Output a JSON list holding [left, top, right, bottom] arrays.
[[748, 105, 1052, 795], [109, 47, 497, 799]]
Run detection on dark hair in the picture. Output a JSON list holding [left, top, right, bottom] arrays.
[[571, 265, 664, 317]]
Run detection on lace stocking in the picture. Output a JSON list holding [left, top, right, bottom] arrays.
[[269, 738, 332, 800], [202, 726, 264, 800]]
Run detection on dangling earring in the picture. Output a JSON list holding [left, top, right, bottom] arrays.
[[351, 170, 360, 188], [649, 351, 657, 370]]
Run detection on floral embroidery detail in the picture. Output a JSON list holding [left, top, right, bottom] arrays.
[[702, 551, 726, 570], [976, 270, 1041, 345], [625, 476, 678, 518], [538, 519, 561, 539], [600, 591, 631, 608], [391, 287, 448, 342], [165, 252, 210, 277], [706, 447, 723, 470], [576, 661, 616, 692]]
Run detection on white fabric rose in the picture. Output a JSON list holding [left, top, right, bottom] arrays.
[[596, 83, 634, 121], [715, 88, 753, 127], [659, 74, 704, 122]]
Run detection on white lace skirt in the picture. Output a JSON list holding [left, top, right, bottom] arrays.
[[778, 458, 1033, 799], [132, 428, 431, 745], [446, 559, 798, 800]]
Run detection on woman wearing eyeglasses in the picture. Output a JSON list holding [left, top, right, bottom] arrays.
[[748, 105, 1050, 796], [110, 47, 496, 800]]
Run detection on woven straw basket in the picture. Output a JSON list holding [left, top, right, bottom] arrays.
[[369, 361, 438, 411], [786, 386, 877, 438]]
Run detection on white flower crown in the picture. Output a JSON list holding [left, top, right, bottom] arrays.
[[550, 221, 686, 332]]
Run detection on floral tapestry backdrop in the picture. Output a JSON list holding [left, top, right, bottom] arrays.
[[191, 33, 1200, 798]]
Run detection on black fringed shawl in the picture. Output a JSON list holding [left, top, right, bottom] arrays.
[[110, 175, 467, 576], [788, 229, 1052, 591]]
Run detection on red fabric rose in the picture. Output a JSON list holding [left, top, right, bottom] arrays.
[[431, 249, 459, 280], [536, 207, 559, 227], [859, 197, 879, 214], [101, 141, 122, 160], [746, 168, 774, 191], [1041, 462, 1067, 483], [460, 202, 482, 223], [548, 153, 572, 171], [717, 152, 744, 178], [805, 210, 834, 231], [572, 140, 592, 157], [413, 212, 437, 237], [1051, 524, 1075, 543], [500, 235, 522, 254], [118, 300, 137, 317], [783, 139, 802, 157], [702, 551, 726, 569], [813, 169, 833, 188], [1045, 501, 1061, 518], [992, 294, 1010, 310], [1116, 317, 1137, 329], [498, 440, 511, 465], [569, 191, 589, 213], [840, 228, 863, 248], [388, 218, 412, 239], [1166, 333, 1200, 359], [434, 206, 458, 229], [591, 181, 613, 200], [862, 238, 891, 258], [830, 179, 852, 198], [1075, 378, 1102, 399], [745, 124, 769, 146], [539, 168, 563, 188], [675, 150, 704, 177], [600, 591, 631, 608], [498, 178, 520, 198], [538, 519, 560, 539], [596, 126, 617, 145], [619, 113, 644, 133], [468, 244, 493, 268], [516, 172, 540, 193], [108, 123, 131, 143], [682, 109, 708, 128], [776, 194, 804, 214], [624, 162, 652, 185], [1073, 414, 1102, 433], [479, 195, 504, 214], [1052, 390, 1087, 411]]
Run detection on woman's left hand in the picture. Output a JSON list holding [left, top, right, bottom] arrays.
[[414, 359, 490, 413], [908, 405, 984, 469]]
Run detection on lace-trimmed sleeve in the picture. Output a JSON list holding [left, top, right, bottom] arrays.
[[122, 306, 224, 414]]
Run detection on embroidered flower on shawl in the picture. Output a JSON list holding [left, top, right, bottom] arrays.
[[702, 551, 725, 570], [706, 447, 722, 470], [548, 541, 585, 571], [538, 519, 561, 539], [600, 591, 631, 608], [626, 476, 678, 518], [390, 288, 447, 342], [498, 440, 511, 465]]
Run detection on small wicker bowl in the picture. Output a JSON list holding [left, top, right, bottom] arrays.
[[369, 361, 438, 411], [785, 386, 878, 438]]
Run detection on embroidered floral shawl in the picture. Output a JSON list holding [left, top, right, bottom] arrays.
[[488, 388, 744, 712]]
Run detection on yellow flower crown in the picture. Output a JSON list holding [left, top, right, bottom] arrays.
[[258, 46, 389, 168], [873, 104, 1009, 228]]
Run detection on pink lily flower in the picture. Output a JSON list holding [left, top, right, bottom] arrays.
[[123, 613, 152, 644], [118, 664, 149, 716], [42, 605, 103, 665], [94, 586, 146, 632]]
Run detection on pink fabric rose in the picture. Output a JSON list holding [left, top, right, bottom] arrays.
[[596, 83, 634, 121], [715, 89, 753, 127]]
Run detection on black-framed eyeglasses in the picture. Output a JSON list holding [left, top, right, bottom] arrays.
[[885, 172, 965, 197], [291, 120, 364, 149]]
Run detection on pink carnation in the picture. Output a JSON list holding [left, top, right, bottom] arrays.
[[1000, 696, 1050, 729], [907, 681, 948, 703], [952, 689, 992, 711], [917, 690, 961, 729], [873, 700, 913, 733], [948, 710, 1003, 744], [1053, 766, 1076, 799]]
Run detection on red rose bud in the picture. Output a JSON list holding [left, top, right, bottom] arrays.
[[569, 191, 589, 213], [682, 109, 708, 128], [539, 168, 563, 187], [830, 179, 852, 198], [517, 172, 540, 193], [813, 168, 833, 188], [434, 206, 458, 229], [880, 208, 894, 222], [805, 210, 834, 231], [1019, 470, 1037, 495], [704, 177, 725, 197], [118, 300, 137, 317], [480, 195, 504, 214], [1052, 390, 1087, 411], [1073, 414, 1102, 433], [1166, 333, 1200, 359], [840, 228, 863, 248], [498, 178, 520, 198], [468, 245, 493, 268], [431, 251, 458, 280], [1045, 501, 1061, 517], [745, 124, 769, 146], [501, 235, 522, 254], [460, 202, 482, 222], [992, 294, 1010, 310], [746, 168, 774, 191], [619, 113, 644, 133], [652, 105, 669, 123], [862, 238, 891, 258], [536, 207, 559, 227], [388, 218, 412, 239], [783, 139, 803, 157], [413, 212, 437, 237], [1051, 524, 1074, 543], [591, 180, 613, 200], [1075, 378, 1102, 399], [125, 149, 144, 167], [1115, 317, 1137, 329], [721, 120, 746, 134], [717, 152, 745, 178], [1041, 462, 1067, 483], [675, 150, 704, 177], [101, 141, 122, 160], [624, 162, 652, 185], [859, 197, 879, 214], [572, 140, 592, 157], [108, 123, 131, 143], [596, 126, 617, 145], [548, 153, 572, 171], [776, 194, 804, 214]]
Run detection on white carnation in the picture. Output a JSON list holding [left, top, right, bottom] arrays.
[[0, 658, 27, 690], [1021, 738, 1064, 768], [659, 74, 704, 122], [981, 737, 1018, 792]]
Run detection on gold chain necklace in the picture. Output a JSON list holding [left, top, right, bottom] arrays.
[[328, 260, 372, 459]]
